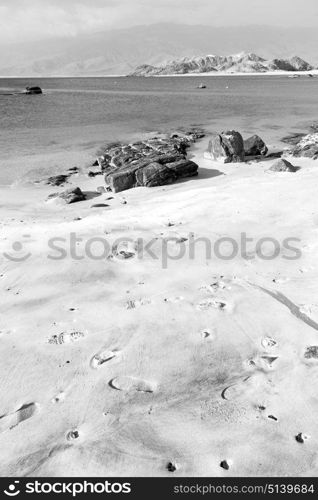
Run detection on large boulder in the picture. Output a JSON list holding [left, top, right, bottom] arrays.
[[244, 135, 268, 156], [290, 133, 318, 159], [136, 162, 178, 187], [47, 187, 86, 204], [205, 130, 245, 163], [25, 86, 42, 95], [135, 159, 198, 188], [269, 159, 298, 172], [101, 130, 205, 193]]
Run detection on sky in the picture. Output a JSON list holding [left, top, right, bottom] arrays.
[[0, 0, 318, 44]]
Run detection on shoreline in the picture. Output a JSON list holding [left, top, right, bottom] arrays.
[[1, 69, 318, 79]]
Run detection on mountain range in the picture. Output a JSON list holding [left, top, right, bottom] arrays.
[[0, 24, 318, 76], [129, 53, 315, 76]]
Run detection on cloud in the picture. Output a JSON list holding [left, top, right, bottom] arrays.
[[0, 0, 317, 44]]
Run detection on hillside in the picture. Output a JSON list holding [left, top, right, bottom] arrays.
[[0, 24, 318, 76], [129, 52, 314, 76]]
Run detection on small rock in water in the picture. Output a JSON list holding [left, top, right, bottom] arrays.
[[25, 86, 42, 95]]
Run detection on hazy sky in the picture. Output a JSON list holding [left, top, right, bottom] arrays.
[[0, 0, 318, 43]]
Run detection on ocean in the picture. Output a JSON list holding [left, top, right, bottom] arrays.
[[0, 75, 317, 184]]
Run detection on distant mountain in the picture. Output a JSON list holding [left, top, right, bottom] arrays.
[[0, 24, 318, 76], [129, 53, 314, 76]]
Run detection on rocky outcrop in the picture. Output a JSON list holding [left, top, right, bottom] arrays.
[[95, 129, 204, 193], [269, 159, 298, 172], [290, 133, 318, 159], [25, 86, 42, 95], [205, 131, 245, 163], [47, 187, 86, 204], [244, 135, 268, 156], [129, 53, 314, 76]]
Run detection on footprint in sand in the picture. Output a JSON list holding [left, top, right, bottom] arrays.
[[90, 349, 120, 369], [221, 374, 267, 401], [196, 298, 228, 311], [164, 296, 184, 303], [126, 298, 152, 310], [201, 328, 217, 341], [261, 336, 278, 349], [48, 331, 85, 345], [200, 280, 228, 293], [166, 461, 180, 472], [52, 392, 66, 404], [112, 241, 139, 260], [109, 376, 156, 393], [244, 354, 280, 371], [0, 403, 38, 433], [66, 430, 80, 441]]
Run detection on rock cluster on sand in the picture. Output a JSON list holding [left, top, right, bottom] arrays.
[[205, 130, 269, 162], [205, 130, 245, 163], [290, 133, 318, 159], [95, 129, 204, 193], [47, 187, 86, 204], [269, 159, 298, 172]]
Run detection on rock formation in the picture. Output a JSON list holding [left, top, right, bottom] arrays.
[[94, 129, 204, 193], [290, 133, 318, 159], [47, 187, 86, 204], [25, 86, 43, 95], [129, 53, 314, 76], [269, 159, 298, 172], [244, 135, 268, 156], [205, 130, 245, 163]]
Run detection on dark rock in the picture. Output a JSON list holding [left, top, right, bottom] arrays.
[[205, 130, 245, 163], [47, 187, 86, 204], [304, 346, 318, 359], [25, 86, 42, 95], [91, 203, 110, 208], [295, 433, 309, 444], [220, 460, 230, 470], [136, 162, 178, 187], [46, 174, 69, 186], [269, 159, 298, 172], [281, 133, 306, 145], [244, 134, 268, 156], [290, 133, 318, 159], [266, 151, 283, 159], [166, 462, 179, 472], [88, 171, 102, 177], [97, 129, 204, 192]]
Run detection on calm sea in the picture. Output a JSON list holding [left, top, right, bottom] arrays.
[[0, 76, 317, 184]]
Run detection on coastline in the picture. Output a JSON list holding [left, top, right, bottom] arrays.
[[1, 69, 318, 79], [1, 124, 318, 475]]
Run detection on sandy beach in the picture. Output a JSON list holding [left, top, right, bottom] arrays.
[[1, 132, 318, 477]]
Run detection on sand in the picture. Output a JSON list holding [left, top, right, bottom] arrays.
[[1, 138, 318, 477]]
